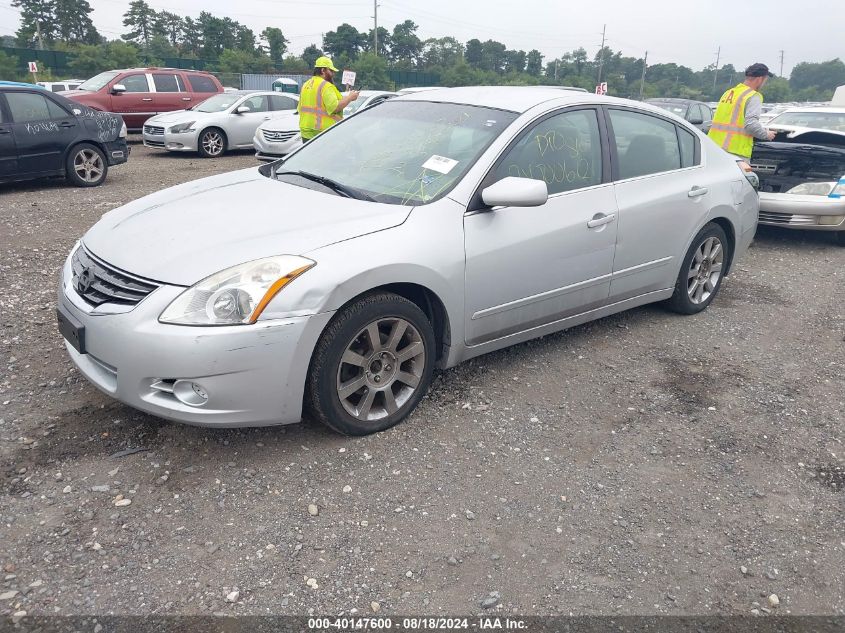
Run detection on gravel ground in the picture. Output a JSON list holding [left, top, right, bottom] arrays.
[[1, 141, 843, 617]]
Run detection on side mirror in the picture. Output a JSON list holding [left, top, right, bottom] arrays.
[[481, 177, 548, 208], [111, 84, 126, 94], [236, 105, 251, 114]]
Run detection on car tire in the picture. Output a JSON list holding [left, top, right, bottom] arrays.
[[65, 143, 108, 187], [305, 292, 436, 436], [665, 222, 729, 315], [197, 127, 226, 158]]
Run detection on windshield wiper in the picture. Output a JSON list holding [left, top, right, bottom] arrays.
[[275, 170, 373, 201]]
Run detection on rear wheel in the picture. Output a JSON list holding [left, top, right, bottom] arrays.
[[665, 222, 729, 314], [66, 143, 108, 187], [305, 292, 436, 435], [198, 127, 226, 158]]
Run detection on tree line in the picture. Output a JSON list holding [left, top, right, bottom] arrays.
[[2, 0, 843, 101]]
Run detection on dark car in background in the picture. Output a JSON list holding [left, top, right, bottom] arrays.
[[62, 68, 224, 131], [0, 83, 128, 187], [646, 98, 713, 132]]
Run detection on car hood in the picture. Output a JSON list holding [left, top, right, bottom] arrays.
[[258, 112, 299, 132], [147, 110, 221, 125], [82, 168, 412, 286], [769, 125, 845, 147]]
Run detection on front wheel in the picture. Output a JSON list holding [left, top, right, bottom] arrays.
[[665, 222, 729, 314], [305, 292, 436, 435], [197, 128, 226, 158], [66, 143, 108, 187]]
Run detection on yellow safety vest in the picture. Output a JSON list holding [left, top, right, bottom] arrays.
[[707, 82, 763, 159], [297, 77, 342, 140]]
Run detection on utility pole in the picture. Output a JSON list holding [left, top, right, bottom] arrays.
[[35, 19, 44, 50], [596, 24, 606, 84], [712, 46, 721, 93], [555, 59, 559, 81], [639, 51, 648, 100], [779, 49, 784, 77], [373, 0, 379, 56]]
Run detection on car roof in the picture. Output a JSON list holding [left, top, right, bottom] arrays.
[[646, 98, 700, 104], [0, 81, 44, 89], [395, 86, 635, 113], [105, 68, 215, 74], [773, 106, 845, 114]]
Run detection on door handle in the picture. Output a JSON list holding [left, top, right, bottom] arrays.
[[0, 128, 10, 134], [141, 97, 153, 102], [587, 213, 616, 229], [688, 186, 709, 198], [60, 121, 75, 128], [182, 97, 192, 101]]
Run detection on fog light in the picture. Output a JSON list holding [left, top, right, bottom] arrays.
[[819, 215, 845, 226], [172, 380, 209, 406]]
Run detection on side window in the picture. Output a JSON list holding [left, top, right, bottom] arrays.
[[68, 84, 81, 91], [6, 92, 54, 123], [120, 74, 150, 93], [152, 74, 183, 92], [699, 105, 712, 121], [270, 95, 297, 111], [242, 95, 269, 112], [491, 108, 603, 195], [678, 126, 698, 168], [50, 84, 64, 92], [609, 109, 682, 179], [45, 98, 69, 119], [187, 74, 217, 93]]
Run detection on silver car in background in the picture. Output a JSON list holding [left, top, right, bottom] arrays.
[[58, 87, 758, 435], [253, 90, 396, 161], [143, 90, 299, 158]]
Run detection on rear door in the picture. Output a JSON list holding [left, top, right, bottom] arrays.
[[110, 72, 154, 129], [6, 90, 79, 175], [0, 95, 19, 178], [151, 72, 191, 114], [185, 73, 221, 108], [606, 107, 709, 301]]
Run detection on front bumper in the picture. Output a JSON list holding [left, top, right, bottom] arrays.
[[57, 250, 333, 427], [104, 139, 130, 166], [253, 132, 301, 161], [142, 128, 199, 153], [758, 192, 845, 231]]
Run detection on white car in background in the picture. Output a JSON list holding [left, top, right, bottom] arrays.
[[253, 90, 396, 161], [142, 90, 299, 158], [37, 79, 84, 92]]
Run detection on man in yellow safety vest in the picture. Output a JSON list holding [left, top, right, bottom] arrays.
[[298, 56, 360, 141], [708, 63, 776, 159]]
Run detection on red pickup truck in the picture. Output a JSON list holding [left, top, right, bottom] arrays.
[[63, 68, 224, 131]]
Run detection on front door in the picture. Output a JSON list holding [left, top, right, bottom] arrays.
[[110, 73, 154, 129], [0, 97, 18, 178], [228, 94, 272, 146], [5, 90, 79, 175], [464, 107, 618, 346]]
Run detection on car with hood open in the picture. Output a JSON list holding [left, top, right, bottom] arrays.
[[57, 87, 758, 435], [750, 107, 845, 245]]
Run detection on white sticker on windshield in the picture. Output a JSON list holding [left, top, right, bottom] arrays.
[[423, 155, 459, 174]]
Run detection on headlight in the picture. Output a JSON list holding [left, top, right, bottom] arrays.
[[786, 182, 836, 196], [119, 122, 127, 138], [169, 121, 196, 134], [159, 255, 315, 326]]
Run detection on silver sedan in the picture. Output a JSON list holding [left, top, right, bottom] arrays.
[[58, 87, 759, 435], [142, 90, 299, 158]]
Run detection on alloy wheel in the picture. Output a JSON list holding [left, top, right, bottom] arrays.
[[687, 236, 724, 304], [202, 131, 224, 156], [335, 317, 426, 422], [73, 149, 104, 183]]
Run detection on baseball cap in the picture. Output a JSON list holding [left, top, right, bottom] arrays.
[[745, 63, 773, 77], [315, 56, 339, 72]]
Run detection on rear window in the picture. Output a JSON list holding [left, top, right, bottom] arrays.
[[187, 74, 218, 93], [153, 74, 183, 93]]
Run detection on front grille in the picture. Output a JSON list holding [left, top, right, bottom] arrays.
[[71, 246, 159, 307], [262, 129, 297, 142], [750, 161, 778, 173], [144, 125, 165, 135], [144, 139, 165, 148], [758, 211, 819, 226]]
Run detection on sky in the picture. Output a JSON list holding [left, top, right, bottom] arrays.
[[1, 0, 843, 76]]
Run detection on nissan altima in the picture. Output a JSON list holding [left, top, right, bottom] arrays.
[[58, 87, 759, 435]]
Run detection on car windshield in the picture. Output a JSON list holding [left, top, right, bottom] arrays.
[[273, 100, 518, 205], [193, 94, 242, 113], [343, 97, 371, 115], [77, 71, 120, 92], [651, 102, 688, 116], [769, 111, 845, 132]]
